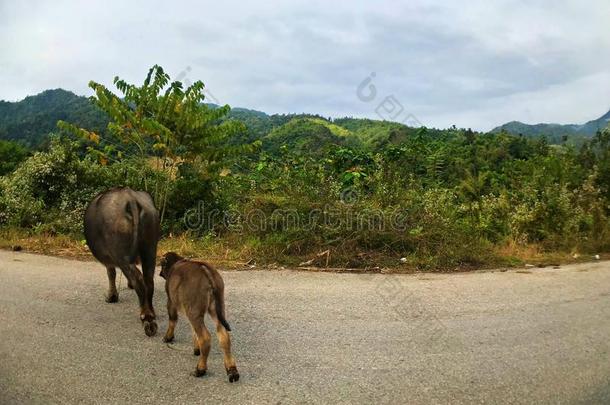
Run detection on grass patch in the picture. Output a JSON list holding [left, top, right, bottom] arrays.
[[1, 227, 606, 271]]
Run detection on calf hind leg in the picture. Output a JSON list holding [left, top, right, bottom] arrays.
[[192, 332, 200, 356], [189, 316, 211, 377], [163, 301, 178, 343], [210, 307, 239, 382], [105, 267, 119, 303]]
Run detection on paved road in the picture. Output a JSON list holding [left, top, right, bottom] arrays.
[[0, 251, 609, 404]]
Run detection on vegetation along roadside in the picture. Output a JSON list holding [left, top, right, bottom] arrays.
[[1, 66, 609, 271]]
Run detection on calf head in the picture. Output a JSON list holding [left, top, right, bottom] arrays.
[[160, 251, 184, 279]]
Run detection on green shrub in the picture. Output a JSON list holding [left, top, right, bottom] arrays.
[[0, 138, 112, 233], [0, 140, 30, 176]]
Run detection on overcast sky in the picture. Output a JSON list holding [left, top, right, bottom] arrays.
[[1, 0, 609, 131]]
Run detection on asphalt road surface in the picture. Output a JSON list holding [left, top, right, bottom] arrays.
[[1, 251, 609, 404]]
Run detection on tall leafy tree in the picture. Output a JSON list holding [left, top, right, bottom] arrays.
[[59, 65, 259, 222]]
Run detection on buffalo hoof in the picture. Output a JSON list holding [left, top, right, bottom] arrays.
[[227, 367, 240, 383], [192, 368, 207, 378], [127, 281, 134, 289], [143, 320, 158, 337], [105, 293, 119, 303], [193, 348, 200, 356], [162, 335, 174, 343]]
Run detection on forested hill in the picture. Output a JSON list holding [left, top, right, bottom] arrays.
[[1, 88, 608, 149], [0, 89, 109, 147], [491, 109, 610, 140], [0, 89, 419, 150]]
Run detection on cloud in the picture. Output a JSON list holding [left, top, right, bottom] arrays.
[[1, 0, 609, 130]]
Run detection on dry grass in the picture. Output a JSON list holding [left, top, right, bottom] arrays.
[[0, 229, 261, 269], [493, 239, 602, 267], [0, 228, 91, 260], [1, 228, 606, 271], [158, 234, 255, 269]]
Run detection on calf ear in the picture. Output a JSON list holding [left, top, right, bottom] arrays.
[[159, 257, 168, 278]]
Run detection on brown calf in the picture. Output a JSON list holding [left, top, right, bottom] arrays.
[[159, 252, 239, 382]]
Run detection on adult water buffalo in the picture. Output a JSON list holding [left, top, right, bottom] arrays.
[[84, 187, 160, 336]]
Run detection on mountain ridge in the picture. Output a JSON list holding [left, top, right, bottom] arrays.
[[1, 89, 608, 148], [491, 109, 610, 138], [0, 89, 108, 147]]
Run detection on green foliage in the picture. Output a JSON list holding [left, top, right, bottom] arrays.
[[58, 65, 258, 224], [334, 118, 416, 149], [0, 138, 113, 233], [163, 162, 222, 233], [589, 127, 610, 202], [0, 140, 29, 175], [220, 122, 610, 267], [306, 118, 352, 137], [263, 118, 348, 154]]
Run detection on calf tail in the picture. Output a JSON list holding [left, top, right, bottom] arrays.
[[214, 288, 232, 332], [200, 263, 232, 331]]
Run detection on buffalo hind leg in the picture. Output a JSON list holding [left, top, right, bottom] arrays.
[[140, 252, 157, 334], [189, 316, 211, 377], [210, 305, 239, 382], [105, 267, 119, 303], [119, 264, 157, 337]]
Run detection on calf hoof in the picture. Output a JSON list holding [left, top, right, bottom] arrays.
[[227, 367, 240, 383], [143, 320, 158, 337], [105, 293, 119, 303], [193, 348, 200, 356], [162, 335, 174, 343], [192, 368, 207, 377]]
